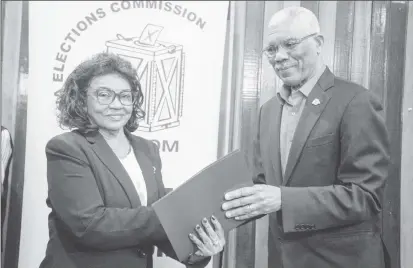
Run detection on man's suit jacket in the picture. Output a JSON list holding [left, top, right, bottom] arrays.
[[253, 67, 391, 268], [39, 130, 210, 268]]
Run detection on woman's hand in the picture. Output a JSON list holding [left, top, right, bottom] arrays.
[[189, 215, 226, 258]]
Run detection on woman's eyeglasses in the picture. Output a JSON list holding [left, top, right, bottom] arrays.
[[89, 88, 135, 106]]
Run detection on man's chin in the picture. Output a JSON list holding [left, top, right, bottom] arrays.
[[279, 76, 302, 87], [277, 70, 299, 84]]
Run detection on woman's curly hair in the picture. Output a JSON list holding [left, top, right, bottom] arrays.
[[55, 52, 145, 133]]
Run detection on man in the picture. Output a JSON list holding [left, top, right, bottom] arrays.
[[222, 7, 390, 268]]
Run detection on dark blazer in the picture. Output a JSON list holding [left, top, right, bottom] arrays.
[[252, 67, 391, 268], [39, 130, 210, 268]]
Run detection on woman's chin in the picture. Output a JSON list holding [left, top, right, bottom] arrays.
[[99, 124, 125, 133]]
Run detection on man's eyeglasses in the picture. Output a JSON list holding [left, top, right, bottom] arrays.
[[263, 33, 318, 58], [89, 88, 135, 106]]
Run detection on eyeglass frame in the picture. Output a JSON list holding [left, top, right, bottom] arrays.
[[88, 87, 137, 106], [262, 32, 319, 58]]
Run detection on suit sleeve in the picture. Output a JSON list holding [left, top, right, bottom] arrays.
[[240, 106, 267, 226], [252, 106, 266, 185], [148, 142, 211, 268], [279, 90, 391, 233], [46, 137, 167, 251]]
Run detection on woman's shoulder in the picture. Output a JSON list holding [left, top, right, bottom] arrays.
[[129, 133, 157, 148], [128, 133, 161, 157], [46, 130, 86, 150], [129, 134, 162, 169]]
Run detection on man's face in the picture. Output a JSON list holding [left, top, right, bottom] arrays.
[[265, 21, 322, 86]]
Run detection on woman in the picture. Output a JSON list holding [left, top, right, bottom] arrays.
[[39, 52, 225, 268]]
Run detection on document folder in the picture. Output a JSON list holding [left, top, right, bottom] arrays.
[[152, 150, 254, 262]]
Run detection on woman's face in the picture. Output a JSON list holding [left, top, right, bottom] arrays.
[[86, 73, 134, 134]]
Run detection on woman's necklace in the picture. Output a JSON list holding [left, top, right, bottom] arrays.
[[125, 143, 132, 158], [99, 130, 132, 159], [118, 142, 132, 159]]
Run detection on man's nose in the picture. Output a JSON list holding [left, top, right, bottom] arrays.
[[274, 46, 289, 62]]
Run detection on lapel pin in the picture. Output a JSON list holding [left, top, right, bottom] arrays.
[[153, 166, 157, 173], [312, 98, 321, 106]]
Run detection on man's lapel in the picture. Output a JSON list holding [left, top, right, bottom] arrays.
[[269, 98, 283, 186], [85, 131, 141, 208], [282, 68, 334, 185]]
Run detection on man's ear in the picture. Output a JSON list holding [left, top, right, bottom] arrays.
[[314, 34, 324, 54]]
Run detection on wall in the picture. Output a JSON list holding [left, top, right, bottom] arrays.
[[400, 2, 413, 268]]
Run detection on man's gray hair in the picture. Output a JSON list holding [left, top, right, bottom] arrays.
[[268, 6, 320, 36]]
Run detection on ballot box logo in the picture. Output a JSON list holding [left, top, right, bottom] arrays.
[[106, 24, 185, 133]]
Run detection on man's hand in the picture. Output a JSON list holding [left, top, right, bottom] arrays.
[[221, 185, 282, 220]]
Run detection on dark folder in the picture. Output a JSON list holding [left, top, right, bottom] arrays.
[[152, 150, 254, 262]]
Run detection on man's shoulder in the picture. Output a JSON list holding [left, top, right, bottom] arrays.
[[332, 76, 384, 106], [332, 76, 368, 97], [326, 76, 386, 121]]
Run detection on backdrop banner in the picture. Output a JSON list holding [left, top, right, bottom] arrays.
[[20, 1, 229, 267]]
